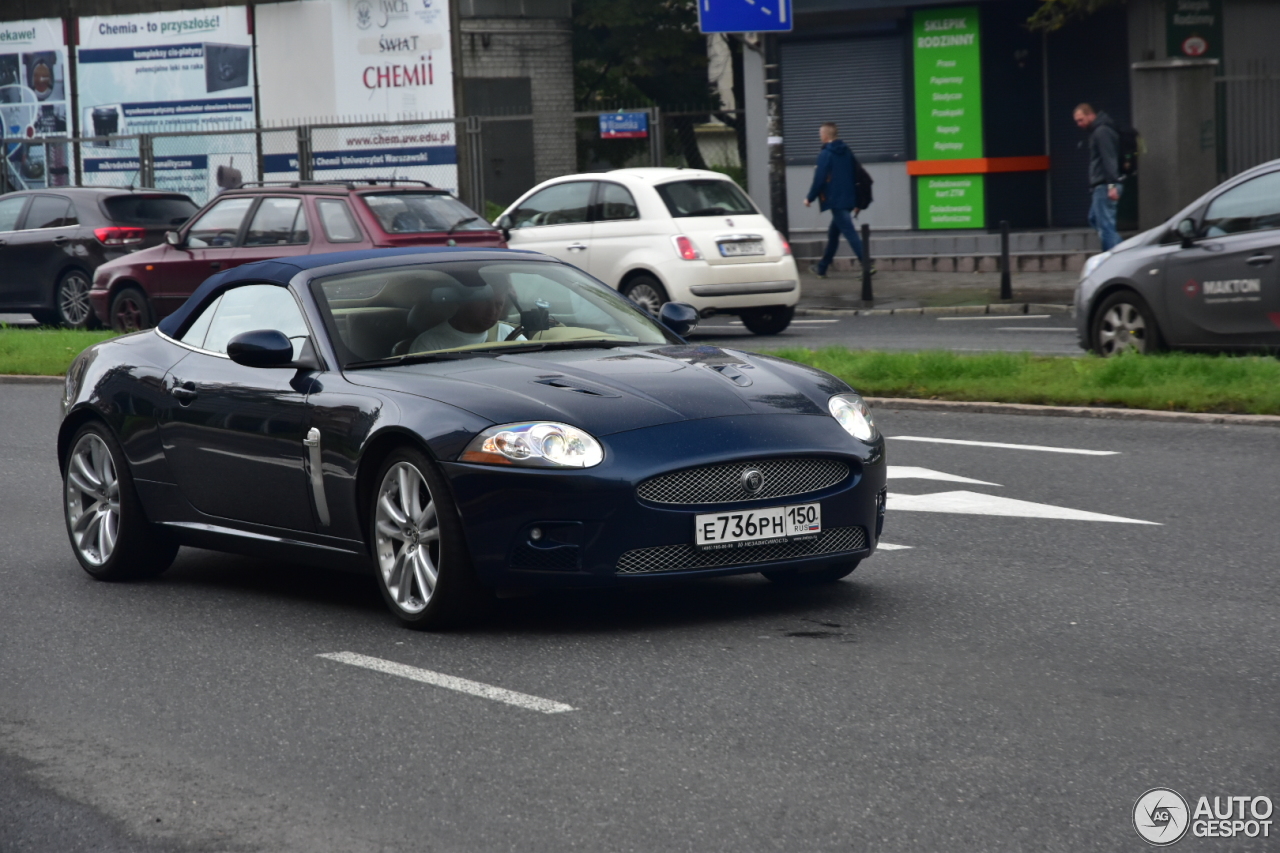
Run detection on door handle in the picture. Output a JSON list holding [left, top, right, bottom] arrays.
[[210, 261, 222, 269], [566, 243, 587, 252], [170, 381, 198, 404], [1246, 254, 1273, 266], [52, 235, 69, 245]]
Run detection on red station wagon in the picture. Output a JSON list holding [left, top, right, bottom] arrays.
[[90, 180, 504, 331]]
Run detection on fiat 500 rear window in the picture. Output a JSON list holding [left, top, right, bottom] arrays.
[[655, 179, 757, 218]]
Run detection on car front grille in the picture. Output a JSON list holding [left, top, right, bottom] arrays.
[[616, 526, 867, 575], [636, 458, 849, 505]]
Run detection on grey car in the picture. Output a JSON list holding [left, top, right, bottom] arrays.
[[1075, 158, 1280, 355]]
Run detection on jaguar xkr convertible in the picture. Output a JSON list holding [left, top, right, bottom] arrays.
[[59, 248, 887, 627]]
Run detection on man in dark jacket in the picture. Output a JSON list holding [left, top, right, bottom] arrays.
[[1073, 104, 1123, 250], [804, 122, 870, 277]]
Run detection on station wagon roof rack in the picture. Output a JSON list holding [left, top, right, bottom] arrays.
[[234, 179, 437, 190]]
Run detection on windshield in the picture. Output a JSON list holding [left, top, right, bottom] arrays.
[[655, 179, 757, 218], [361, 192, 492, 234], [103, 194, 198, 226], [313, 260, 680, 366]]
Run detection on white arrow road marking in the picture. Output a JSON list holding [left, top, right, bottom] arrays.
[[887, 490, 1160, 524], [887, 465, 999, 486], [318, 652, 576, 714], [876, 543, 914, 550], [889, 436, 1119, 456]]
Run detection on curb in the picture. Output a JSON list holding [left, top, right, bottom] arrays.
[[0, 374, 63, 385], [865, 396, 1280, 428], [796, 303, 1073, 318]]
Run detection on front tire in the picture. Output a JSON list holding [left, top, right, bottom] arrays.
[[740, 305, 795, 335], [1091, 290, 1160, 356], [621, 275, 668, 317], [370, 446, 487, 628], [63, 422, 177, 580], [56, 269, 97, 329], [762, 560, 859, 586], [110, 285, 154, 333]]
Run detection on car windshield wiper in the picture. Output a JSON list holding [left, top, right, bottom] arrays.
[[344, 350, 490, 370], [447, 215, 479, 234]]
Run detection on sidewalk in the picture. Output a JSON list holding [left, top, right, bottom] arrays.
[[794, 268, 1078, 312]]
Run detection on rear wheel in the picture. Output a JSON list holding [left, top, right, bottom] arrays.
[[1091, 290, 1160, 356], [63, 422, 177, 580], [56, 269, 96, 329], [740, 305, 795, 335], [762, 560, 859, 586], [370, 446, 488, 628], [110, 286, 153, 333], [621, 275, 668, 316]]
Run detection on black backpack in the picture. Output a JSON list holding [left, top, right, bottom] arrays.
[[855, 164, 874, 209], [1119, 128, 1140, 176]]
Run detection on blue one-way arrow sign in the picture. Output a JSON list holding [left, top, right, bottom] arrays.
[[697, 0, 793, 33]]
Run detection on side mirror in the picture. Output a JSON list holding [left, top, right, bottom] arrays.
[[165, 230, 184, 248], [1177, 217, 1198, 248], [227, 329, 295, 368], [496, 213, 512, 242], [659, 302, 699, 337]]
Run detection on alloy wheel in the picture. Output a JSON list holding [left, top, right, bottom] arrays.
[[1097, 302, 1147, 355], [65, 433, 121, 566], [625, 282, 664, 316], [374, 462, 441, 615], [114, 293, 146, 332], [59, 272, 93, 327]]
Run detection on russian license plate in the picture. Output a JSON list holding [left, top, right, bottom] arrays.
[[718, 239, 765, 257], [694, 503, 821, 550]]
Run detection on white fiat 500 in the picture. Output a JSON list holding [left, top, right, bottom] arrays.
[[497, 168, 800, 334]]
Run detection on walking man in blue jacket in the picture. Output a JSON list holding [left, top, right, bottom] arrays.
[[804, 122, 869, 278]]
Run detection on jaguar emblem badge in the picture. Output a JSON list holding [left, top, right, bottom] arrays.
[[741, 468, 764, 494]]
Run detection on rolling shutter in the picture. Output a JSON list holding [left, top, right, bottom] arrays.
[[781, 34, 907, 165]]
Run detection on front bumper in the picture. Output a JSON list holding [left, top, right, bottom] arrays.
[[443, 413, 885, 590]]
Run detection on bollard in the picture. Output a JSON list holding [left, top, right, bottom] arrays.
[[860, 222, 873, 304], [999, 220, 1012, 301]]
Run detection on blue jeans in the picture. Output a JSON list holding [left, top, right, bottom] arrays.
[[1088, 184, 1122, 251], [817, 208, 867, 274]]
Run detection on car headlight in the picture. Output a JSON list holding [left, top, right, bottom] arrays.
[[1080, 251, 1112, 282], [460, 422, 604, 468], [828, 394, 878, 442]]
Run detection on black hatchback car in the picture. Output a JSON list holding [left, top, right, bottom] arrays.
[[0, 187, 197, 327]]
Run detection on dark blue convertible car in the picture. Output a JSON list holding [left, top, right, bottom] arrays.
[[58, 248, 887, 627]]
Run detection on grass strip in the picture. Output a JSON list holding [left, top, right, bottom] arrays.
[[770, 347, 1280, 415], [0, 326, 118, 377]]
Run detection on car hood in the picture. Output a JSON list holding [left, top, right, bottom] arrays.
[[343, 344, 851, 436]]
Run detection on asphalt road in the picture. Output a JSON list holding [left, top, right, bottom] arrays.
[[688, 312, 1082, 355], [2, 383, 1277, 852]]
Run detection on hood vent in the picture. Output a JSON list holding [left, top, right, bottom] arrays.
[[532, 375, 621, 398]]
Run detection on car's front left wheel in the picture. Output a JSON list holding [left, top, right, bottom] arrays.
[[370, 446, 487, 628], [63, 422, 178, 580]]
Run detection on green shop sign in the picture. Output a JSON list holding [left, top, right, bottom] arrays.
[[1167, 0, 1222, 60], [912, 6, 985, 230], [917, 175, 985, 230], [913, 6, 983, 161]]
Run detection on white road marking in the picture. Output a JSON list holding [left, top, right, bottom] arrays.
[[937, 314, 1051, 321], [889, 437, 1119, 456], [997, 327, 1076, 332], [318, 652, 576, 714], [877, 543, 913, 550], [887, 490, 1160, 524], [887, 465, 999, 486]]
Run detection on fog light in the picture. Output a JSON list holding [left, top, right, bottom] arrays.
[[530, 527, 543, 541]]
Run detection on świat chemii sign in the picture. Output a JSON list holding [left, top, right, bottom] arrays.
[[912, 7, 984, 230]]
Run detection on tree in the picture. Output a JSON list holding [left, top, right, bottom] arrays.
[[1027, 0, 1123, 32]]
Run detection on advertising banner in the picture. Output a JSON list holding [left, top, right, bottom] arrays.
[[912, 6, 984, 229], [77, 7, 256, 201], [0, 18, 71, 190], [257, 0, 457, 193]]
